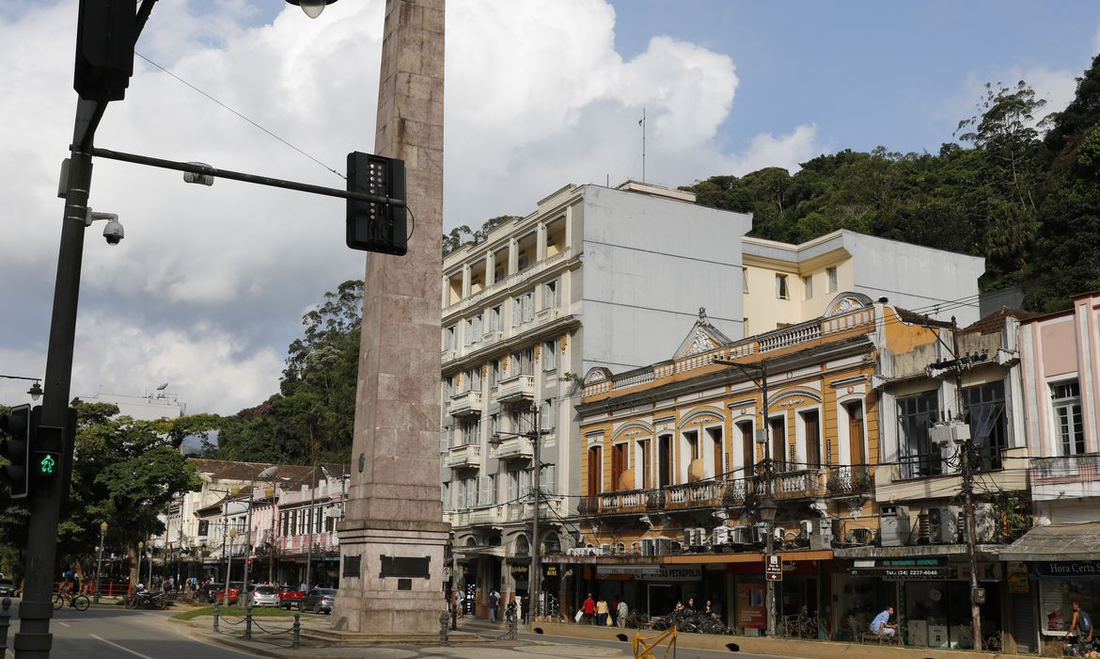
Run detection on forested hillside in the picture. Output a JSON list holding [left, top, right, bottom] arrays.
[[686, 55, 1100, 312]]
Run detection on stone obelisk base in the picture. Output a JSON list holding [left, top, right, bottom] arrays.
[[332, 527, 448, 635]]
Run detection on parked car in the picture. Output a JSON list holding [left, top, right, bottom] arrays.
[[0, 579, 15, 598], [247, 585, 279, 607], [278, 587, 304, 610], [213, 581, 244, 605], [299, 587, 337, 614], [202, 582, 224, 603]]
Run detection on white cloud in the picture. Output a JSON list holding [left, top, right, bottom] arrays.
[[0, 0, 818, 415]]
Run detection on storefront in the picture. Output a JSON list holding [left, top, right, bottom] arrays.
[[1000, 521, 1100, 653], [846, 559, 1003, 649]]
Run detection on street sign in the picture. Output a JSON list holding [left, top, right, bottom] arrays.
[[765, 554, 783, 581]]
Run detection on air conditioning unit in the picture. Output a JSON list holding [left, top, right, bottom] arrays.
[[752, 523, 768, 544], [682, 528, 707, 548], [880, 505, 911, 547], [927, 507, 957, 544], [731, 526, 753, 545], [640, 538, 656, 557], [712, 526, 732, 547], [808, 518, 834, 551]]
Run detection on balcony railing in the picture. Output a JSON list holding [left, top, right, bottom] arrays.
[[445, 444, 481, 469], [1031, 454, 1100, 486], [449, 390, 483, 417], [493, 435, 533, 460], [581, 468, 834, 516], [825, 465, 874, 496], [497, 374, 535, 402]]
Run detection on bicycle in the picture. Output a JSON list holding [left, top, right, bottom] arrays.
[[52, 592, 90, 611]]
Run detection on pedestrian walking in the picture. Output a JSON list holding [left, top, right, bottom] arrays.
[[489, 589, 500, 623], [596, 596, 610, 627], [617, 599, 629, 628]]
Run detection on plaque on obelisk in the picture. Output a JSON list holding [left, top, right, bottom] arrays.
[[334, 0, 449, 636]]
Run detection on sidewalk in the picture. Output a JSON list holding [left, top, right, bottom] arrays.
[[175, 613, 1014, 659]]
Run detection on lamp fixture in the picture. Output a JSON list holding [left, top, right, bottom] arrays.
[[286, 0, 338, 19]]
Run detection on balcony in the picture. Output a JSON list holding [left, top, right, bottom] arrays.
[[497, 374, 535, 403], [580, 469, 827, 516], [445, 443, 481, 469], [493, 435, 534, 460], [1031, 454, 1100, 501], [449, 390, 483, 417], [825, 465, 875, 496]]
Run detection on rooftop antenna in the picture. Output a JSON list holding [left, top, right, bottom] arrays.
[[638, 107, 646, 183]]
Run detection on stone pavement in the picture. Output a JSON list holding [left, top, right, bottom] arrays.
[[174, 614, 1010, 659]]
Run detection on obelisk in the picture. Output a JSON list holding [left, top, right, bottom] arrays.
[[334, 0, 448, 636]]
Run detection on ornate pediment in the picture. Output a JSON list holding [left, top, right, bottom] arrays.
[[824, 292, 873, 317], [672, 307, 734, 360]]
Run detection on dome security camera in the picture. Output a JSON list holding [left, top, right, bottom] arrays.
[[103, 219, 125, 245]]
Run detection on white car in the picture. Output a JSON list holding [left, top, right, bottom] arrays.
[[247, 585, 280, 607]]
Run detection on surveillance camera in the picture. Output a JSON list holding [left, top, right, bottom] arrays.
[[103, 219, 125, 245]]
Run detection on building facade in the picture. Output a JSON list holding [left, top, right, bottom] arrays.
[[440, 181, 754, 618]]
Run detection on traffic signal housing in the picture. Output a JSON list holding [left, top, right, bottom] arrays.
[[346, 152, 407, 255], [0, 404, 34, 499], [74, 0, 137, 102]]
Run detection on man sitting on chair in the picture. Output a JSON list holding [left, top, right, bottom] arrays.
[[870, 606, 897, 637]]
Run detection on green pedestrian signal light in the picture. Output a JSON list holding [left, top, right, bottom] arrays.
[[38, 452, 58, 476]]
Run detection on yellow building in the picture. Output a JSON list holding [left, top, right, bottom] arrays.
[[569, 293, 941, 637]]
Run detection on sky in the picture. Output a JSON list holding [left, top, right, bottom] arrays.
[[1, 0, 1098, 415]]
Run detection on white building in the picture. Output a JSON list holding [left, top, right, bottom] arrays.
[[440, 181, 753, 618]]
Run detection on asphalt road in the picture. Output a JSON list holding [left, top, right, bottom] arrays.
[[6, 601, 263, 659]]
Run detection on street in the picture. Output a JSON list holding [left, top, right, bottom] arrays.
[[7, 602, 262, 659]]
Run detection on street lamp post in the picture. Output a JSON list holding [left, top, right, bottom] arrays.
[[242, 466, 279, 597], [489, 400, 547, 625], [225, 528, 237, 606], [0, 374, 44, 401], [137, 541, 145, 590], [94, 522, 107, 603], [304, 462, 318, 590], [759, 498, 778, 637]]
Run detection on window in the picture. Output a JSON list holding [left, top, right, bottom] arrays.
[[494, 263, 505, 282], [775, 274, 790, 300], [963, 381, 1007, 471], [542, 280, 558, 310], [444, 376, 454, 400], [460, 416, 481, 446], [488, 413, 500, 438], [489, 305, 502, 332], [466, 367, 482, 392], [518, 252, 529, 271], [489, 360, 500, 388], [543, 339, 557, 371], [802, 275, 813, 300], [742, 267, 749, 294], [442, 482, 450, 508], [512, 291, 534, 326], [479, 476, 495, 506], [513, 347, 535, 376], [465, 315, 482, 345], [542, 464, 556, 495], [612, 443, 629, 490], [1052, 381, 1085, 456], [897, 391, 939, 478], [198, 520, 209, 537], [443, 325, 456, 350], [826, 267, 838, 293], [508, 467, 530, 501]]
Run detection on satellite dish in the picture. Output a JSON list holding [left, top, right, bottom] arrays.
[[156, 382, 169, 391]]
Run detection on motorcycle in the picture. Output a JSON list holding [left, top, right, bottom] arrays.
[[125, 589, 167, 610]]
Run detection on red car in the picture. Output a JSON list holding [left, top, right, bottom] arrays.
[[213, 582, 244, 604], [278, 587, 304, 610]]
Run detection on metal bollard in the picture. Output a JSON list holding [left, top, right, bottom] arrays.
[[213, 600, 220, 633], [0, 597, 11, 659], [292, 613, 301, 649], [244, 601, 253, 641], [439, 609, 449, 643], [451, 603, 457, 631]]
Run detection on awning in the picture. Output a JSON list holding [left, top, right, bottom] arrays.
[[1000, 522, 1100, 562]]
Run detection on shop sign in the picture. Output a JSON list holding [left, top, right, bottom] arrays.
[[765, 555, 783, 582], [597, 565, 661, 577], [1029, 561, 1100, 579], [736, 582, 765, 629], [849, 567, 948, 580], [636, 567, 701, 582], [545, 565, 558, 577], [1007, 571, 1029, 594]]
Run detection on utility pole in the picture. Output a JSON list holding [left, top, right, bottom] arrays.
[[716, 357, 774, 635], [529, 400, 542, 625], [951, 320, 982, 650]]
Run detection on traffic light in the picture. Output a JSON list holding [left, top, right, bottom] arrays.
[[74, 0, 137, 102], [0, 404, 33, 498], [346, 151, 407, 255]]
